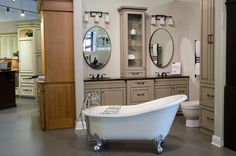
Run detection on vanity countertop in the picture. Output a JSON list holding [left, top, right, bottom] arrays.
[[84, 75, 189, 82]]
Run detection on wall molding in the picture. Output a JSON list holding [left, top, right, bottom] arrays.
[[211, 135, 224, 147]]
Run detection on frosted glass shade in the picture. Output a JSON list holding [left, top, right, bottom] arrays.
[[151, 16, 156, 25]]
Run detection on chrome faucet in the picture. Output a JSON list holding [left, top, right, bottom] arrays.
[[161, 72, 169, 77], [89, 74, 95, 79], [101, 74, 106, 78], [155, 72, 160, 77]]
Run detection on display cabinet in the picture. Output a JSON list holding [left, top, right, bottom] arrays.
[[118, 6, 147, 77]]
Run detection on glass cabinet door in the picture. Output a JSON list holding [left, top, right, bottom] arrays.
[[127, 13, 144, 69]]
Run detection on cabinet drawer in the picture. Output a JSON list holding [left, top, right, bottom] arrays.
[[201, 109, 214, 131], [175, 86, 188, 96], [20, 75, 34, 84], [155, 78, 188, 86], [130, 80, 153, 87], [201, 86, 214, 107], [21, 85, 35, 96], [131, 88, 151, 102], [127, 71, 145, 77]]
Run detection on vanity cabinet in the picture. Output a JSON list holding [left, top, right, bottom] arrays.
[[118, 6, 147, 77], [154, 78, 189, 99], [200, 0, 215, 135], [127, 79, 154, 105], [84, 81, 126, 106]]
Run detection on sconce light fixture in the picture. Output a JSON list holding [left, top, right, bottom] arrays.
[[84, 11, 110, 24], [151, 15, 174, 26]]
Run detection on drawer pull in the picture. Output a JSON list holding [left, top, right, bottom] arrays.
[[178, 90, 185, 93], [206, 116, 214, 121], [137, 82, 145, 85], [132, 72, 140, 75], [23, 89, 32, 92], [137, 93, 145, 96], [207, 94, 214, 98]]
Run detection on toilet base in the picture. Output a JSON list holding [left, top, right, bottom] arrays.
[[186, 119, 199, 127]]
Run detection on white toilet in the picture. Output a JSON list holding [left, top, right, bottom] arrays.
[[181, 100, 200, 127]]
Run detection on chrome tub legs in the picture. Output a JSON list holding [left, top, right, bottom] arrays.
[[153, 135, 165, 154], [93, 134, 107, 151]]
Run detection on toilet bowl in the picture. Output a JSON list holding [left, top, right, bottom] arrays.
[[181, 100, 199, 127]]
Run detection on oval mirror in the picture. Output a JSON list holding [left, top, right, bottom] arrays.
[[83, 26, 111, 69], [149, 28, 174, 68]]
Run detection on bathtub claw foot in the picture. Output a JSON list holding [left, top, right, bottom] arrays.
[[93, 135, 106, 152], [153, 135, 165, 154]]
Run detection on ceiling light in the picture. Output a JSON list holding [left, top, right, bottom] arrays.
[[21, 10, 25, 17]]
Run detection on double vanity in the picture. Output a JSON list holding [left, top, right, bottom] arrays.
[[84, 76, 189, 107]]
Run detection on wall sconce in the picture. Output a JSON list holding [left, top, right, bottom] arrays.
[[84, 11, 110, 24], [151, 15, 174, 26]]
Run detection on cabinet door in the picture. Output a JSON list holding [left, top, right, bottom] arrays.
[[0, 36, 6, 57], [19, 39, 34, 72], [155, 86, 174, 99], [101, 88, 126, 106]]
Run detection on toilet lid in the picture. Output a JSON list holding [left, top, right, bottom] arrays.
[[181, 100, 199, 109]]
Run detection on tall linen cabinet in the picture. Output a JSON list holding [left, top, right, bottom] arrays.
[[200, 0, 215, 135], [37, 0, 75, 130], [118, 6, 147, 77]]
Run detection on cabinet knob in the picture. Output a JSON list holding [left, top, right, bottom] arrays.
[[137, 82, 145, 85], [207, 116, 214, 121], [137, 93, 145, 96]]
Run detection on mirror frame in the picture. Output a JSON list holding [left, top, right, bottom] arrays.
[[83, 26, 112, 70], [149, 28, 174, 68]]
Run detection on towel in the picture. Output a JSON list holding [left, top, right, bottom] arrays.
[[195, 63, 200, 76], [153, 44, 158, 57], [195, 40, 200, 58]]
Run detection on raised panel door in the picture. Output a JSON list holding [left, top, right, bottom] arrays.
[[19, 39, 34, 72], [101, 88, 126, 106], [155, 86, 174, 99]]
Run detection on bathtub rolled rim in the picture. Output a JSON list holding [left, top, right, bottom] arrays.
[[82, 94, 187, 118]]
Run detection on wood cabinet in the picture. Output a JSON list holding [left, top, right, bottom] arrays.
[[201, 0, 214, 84], [127, 79, 154, 105], [38, 0, 75, 130], [154, 78, 189, 99], [118, 6, 147, 77], [200, 0, 215, 135], [0, 71, 16, 109], [84, 77, 189, 106], [0, 33, 18, 59], [84, 81, 126, 106], [17, 24, 41, 97]]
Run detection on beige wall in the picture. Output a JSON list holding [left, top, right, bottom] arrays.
[[82, 0, 200, 101]]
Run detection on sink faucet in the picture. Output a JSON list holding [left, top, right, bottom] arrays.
[[155, 72, 160, 77], [96, 74, 100, 79], [101, 74, 106, 78], [161, 72, 169, 77], [89, 74, 95, 79]]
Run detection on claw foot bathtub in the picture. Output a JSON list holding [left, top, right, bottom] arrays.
[[83, 94, 187, 154]]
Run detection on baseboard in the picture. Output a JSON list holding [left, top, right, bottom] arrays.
[[211, 135, 224, 147], [75, 121, 87, 130]]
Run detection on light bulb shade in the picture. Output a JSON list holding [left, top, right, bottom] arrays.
[[21, 10, 25, 17], [168, 17, 174, 26], [160, 17, 165, 25], [84, 13, 89, 22], [151, 16, 156, 25], [94, 14, 99, 23], [105, 14, 110, 23]]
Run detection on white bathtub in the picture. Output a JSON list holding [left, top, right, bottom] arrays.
[[83, 94, 187, 153]]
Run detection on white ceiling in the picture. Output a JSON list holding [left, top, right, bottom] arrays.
[[0, 0, 39, 23]]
